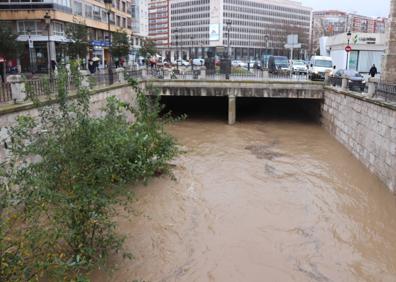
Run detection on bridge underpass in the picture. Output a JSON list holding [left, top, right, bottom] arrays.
[[160, 96, 322, 124], [148, 79, 324, 124]]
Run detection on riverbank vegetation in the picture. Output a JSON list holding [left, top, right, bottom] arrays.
[[0, 64, 178, 281]]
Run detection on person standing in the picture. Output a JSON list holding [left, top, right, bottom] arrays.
[[369, 64, 378, 77]]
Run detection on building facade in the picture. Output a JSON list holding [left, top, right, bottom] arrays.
[[131, 0, 149, 37], [0, 0, 132, 73], [168, 0, 312, 61], [148, 0, 170, 50], [311, 10, 387, 55]]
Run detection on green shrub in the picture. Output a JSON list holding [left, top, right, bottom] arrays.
[[0, 65, 178, 281]]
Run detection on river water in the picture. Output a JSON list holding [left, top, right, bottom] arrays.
[[93, 98, 396, 282]]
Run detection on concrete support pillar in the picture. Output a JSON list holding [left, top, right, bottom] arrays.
[[228, 95, 236, 125], [199, 66, 206, 79], [80, 70, 90, 88], [7, 75, 26, 102], [163, 69, 171, 79], [381, 0, 396, 83], [367, 77, 379, 97], [341, 76, 348, 90], [116, 67, 125, 83]]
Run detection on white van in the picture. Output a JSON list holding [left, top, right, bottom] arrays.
[[308, 56, 333, 80]]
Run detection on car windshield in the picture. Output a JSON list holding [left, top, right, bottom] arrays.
[[345, 70, 362, 77], [293, 61, 305, 65], [314, 60, 333, 68], [275, 57, 288, 66]]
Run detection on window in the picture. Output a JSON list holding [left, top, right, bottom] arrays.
[[17, 21, 39, 35], [73, 0, 83, 16], [85, 4, 93, 18], [53, 22, 64, 36]]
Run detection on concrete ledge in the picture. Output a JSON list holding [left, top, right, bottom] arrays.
[[324, 85, 396, 111], [0, 83, 132, 116]]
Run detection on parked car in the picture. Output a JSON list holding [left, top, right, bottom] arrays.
[[332, 69, 366, 92], [308, 56, 333, 80], [253, 60, 262, 70], [231, 60, 247, 68], [175, 59, 190, 66], [290, 60, 308, 74], [193, 58, 205, 66], [268, 56, 289, 73]]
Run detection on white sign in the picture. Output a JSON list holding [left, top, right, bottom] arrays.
[[209, 24, 220, 41], [287, 34, 298, 45], [284, 43, 301, 49]]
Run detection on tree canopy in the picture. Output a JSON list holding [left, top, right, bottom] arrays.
[[0, 24, 22, 60], [65, 21, 89, 60], [111, 31, 130, 60], [139, 39, 157, 58]]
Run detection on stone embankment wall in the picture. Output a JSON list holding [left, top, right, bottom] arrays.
[[0, 83, 137, 161], [322, 88, 396, 192]]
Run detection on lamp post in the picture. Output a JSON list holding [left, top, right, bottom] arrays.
[[26, 28, 34, 74], [174, 28, 179, 71], [225, 19, 232, 80], [226, 19, 232, 58], [346, 30, 351, 70], [44, 12, 52, 79], [104, 0, 113, 84], [190, 35, 194, 71]]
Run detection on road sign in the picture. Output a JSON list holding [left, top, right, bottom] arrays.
[[345, 45, 352, 52]]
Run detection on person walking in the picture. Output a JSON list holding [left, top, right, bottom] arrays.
[[369, 64, 378, 77]]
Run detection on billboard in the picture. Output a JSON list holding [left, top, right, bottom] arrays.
[[209, 24, 220, 41]]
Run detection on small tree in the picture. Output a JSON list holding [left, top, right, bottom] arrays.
[[111, 30, 130, 63], [65, 21, 89, 60], [139, 38, 157, 59]]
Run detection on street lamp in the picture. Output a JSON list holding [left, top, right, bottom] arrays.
[[174, 28, 179, 71], [44, 12, 52, 79], [104, 0, 113, 84], [346, 30, 352, 70]]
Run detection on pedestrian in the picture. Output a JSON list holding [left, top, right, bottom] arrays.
[[88, 60, 96, 74], [369, 64, 377, 77]]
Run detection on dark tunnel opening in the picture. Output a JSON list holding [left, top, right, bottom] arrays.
[[160, 96, 322, 123]]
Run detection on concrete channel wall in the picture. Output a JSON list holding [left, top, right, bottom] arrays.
[[322, 87, 396, 192], [0, 83, 137, 161]]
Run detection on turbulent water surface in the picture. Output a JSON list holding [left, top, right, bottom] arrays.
[[93, 98, 396, 282]]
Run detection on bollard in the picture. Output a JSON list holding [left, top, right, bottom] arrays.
[[263, 70, 269, 79], [324, 70, 331, 84], [367, 77, 379, 98], [7, 75, 26, 103], [141, 68, 148, 79]]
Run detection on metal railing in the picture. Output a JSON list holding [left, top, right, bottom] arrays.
[[0, 82, 12, 103], [376, 83, 396, 102]]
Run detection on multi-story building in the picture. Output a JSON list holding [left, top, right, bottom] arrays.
[[311, 10, 388, 55], [131, 0, 149, 37], [168, 0, 312, 61], [148, 0, 170, 53], [0, 0, 132, 73]]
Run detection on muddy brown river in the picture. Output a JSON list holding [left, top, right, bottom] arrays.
[[92, 103, 396, 281]]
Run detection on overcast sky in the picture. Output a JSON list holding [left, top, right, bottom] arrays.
[[299, 0, 390, 18]]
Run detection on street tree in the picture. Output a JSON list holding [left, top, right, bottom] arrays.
[[111, 30, 130, 64], [139, 38, 157, 59], [65, 20, 89, 60]]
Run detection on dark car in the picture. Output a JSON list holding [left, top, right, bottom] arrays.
[[268, 56, 289, 74], [331, 69, 366, 92]]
